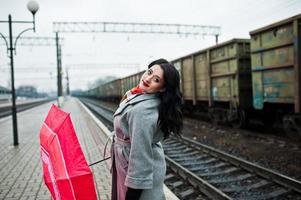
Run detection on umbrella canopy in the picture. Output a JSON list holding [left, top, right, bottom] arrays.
[[40, 104, 98, 200]]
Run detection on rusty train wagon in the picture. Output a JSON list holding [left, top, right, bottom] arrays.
[[120, 71, 144, 96], [86, 87, 98, 98], [85, 71, 144, 101], [172, 39, 252, 127], [103, 79, 122, 101], [85, 79, 121, 101], [250, 14, 301, 138]]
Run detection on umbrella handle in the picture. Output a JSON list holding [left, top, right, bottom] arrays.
[[89, 157, 111, 166], [103, 132, 115, 158], [89, 132, 114, 167]]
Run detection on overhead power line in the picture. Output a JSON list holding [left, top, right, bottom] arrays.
[[66, 63, 140, 69], [0, 63, 140, 72], [0, 36, 64, 46], [53, 21, 221, 38]]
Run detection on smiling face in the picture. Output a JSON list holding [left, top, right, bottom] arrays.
[[138, 64, 165, 93]]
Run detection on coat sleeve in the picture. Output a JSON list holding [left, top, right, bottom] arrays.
[[125, 102, 158, 189]]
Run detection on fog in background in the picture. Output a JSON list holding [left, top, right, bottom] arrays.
[[0, 0, 300, 93]]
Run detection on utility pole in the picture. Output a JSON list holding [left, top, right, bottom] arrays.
[[8, 15, 18, 145], [66, 67, 70, 95], [55, 32, 63, 106], [0, 35, 65, 107], [0, 1, 39, 146], [51, 21, 221, 101]]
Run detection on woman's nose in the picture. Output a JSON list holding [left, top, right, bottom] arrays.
[[145, 76, 152, 83]]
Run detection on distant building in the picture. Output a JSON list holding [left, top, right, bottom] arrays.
[[0, 86, 11, 101], [16, 85, 38, 98]]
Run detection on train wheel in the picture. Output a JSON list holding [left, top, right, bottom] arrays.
[[283, 115, 301, 140], [230, 109, 246, 129]]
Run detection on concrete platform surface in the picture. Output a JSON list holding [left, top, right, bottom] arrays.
[[0, 97, 179, 200], [0, 98, 111, 200]]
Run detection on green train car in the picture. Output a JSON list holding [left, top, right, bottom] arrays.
[[102, 79, 122, 101], [83, 14, 301, 139], [85, 70, 145, 102], [250, 14, 301, 137], [172, 39, 251, 127], [120, 71, 144, 96]]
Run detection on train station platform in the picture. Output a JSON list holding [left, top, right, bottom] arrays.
[[0, 97, 178, 200]]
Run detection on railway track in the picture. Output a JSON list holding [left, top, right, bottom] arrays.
[[164, 136, 301, 199], [79, 98, 301, 199], [0, 99, 53, 118], [79, 97, 114, 130]]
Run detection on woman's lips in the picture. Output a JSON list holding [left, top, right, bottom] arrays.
[[142, 80, 150, 87]]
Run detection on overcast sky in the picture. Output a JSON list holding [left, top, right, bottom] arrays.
[[0, 0, 300, 93]]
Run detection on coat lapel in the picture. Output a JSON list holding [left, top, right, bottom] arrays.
[[114, 93, 159, 117]]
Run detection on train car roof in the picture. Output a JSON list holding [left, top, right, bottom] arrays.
[[171, 38, 250, 63], [250, 13, 301, 35]]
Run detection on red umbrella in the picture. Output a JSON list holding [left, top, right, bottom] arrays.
[[40, 104, 98, 200]]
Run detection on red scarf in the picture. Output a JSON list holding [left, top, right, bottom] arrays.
[[130, 85, 144, 94]]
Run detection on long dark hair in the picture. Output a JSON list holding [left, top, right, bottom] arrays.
[[148, 58, 183, 139]]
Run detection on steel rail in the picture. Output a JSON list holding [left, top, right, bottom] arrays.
[[79, 97, 301, 199], [0, 99, 52, 118], [166, 155, 232, 200], [180, 136, 301, 193]]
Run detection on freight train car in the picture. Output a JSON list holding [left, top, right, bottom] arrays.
[[172, 39, 252, 128], [84, 71, 145, 102], [120, 71, 144, 96], [83, 14, 301, 138], [102, 79, 122, 101], [250, 14, 301, 138]]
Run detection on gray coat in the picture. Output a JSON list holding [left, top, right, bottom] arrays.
[[111, 93, 166, 200]]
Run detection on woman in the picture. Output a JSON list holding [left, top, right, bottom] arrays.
[[111, 58, 183, 200]]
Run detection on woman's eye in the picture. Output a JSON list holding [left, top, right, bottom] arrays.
[[154, 79, 159, 83], [147, 70, 152, 74]]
